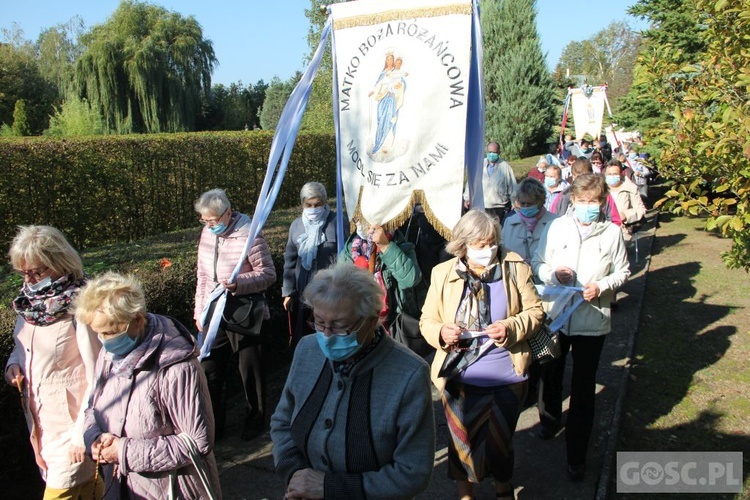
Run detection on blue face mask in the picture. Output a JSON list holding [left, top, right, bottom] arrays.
[[573, 203, 600, 224], [606, 175, 621, 186], [519, 205, 540, 218], [544, 177, 558, 188], [209, 222, 227, 235], [101, 327, 140, 357], [316, 330, 365, 362], [486, 152, 499, 163]]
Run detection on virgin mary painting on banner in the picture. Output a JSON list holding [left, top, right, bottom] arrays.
[[330, 0, 476, 237]]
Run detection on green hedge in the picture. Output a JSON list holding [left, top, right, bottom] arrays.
[[0, 131, 336, 251]]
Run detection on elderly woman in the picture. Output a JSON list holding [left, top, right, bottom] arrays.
[[4, 225, 101, 498], [543, 165, 568, 210], [605, 160, 647, 244], [532, 174, 630, 481], [194, 188, 276, 441], [271, 262, 434, 499], [78, 272, 221, 499], [282, 182, 348, 347], [339, 221, 422, 333], [420, 210, 544, 499], [502, 178, 558, 267]]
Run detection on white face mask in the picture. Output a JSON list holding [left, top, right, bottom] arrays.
[[303, 206, 327, 223], [355, 222, 369, 239], [466, 245, 498, 267], [27, 276, 52, 293]]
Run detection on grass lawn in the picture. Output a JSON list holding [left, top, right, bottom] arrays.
[[619, 214, 750, 499]]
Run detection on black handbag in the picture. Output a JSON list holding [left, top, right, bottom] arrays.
[[528, 319, 561, 364], [390, 311, 434, 358], [205, 292, 266, 337]]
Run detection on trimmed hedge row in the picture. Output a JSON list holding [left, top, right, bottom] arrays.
[[0, 131, 336, 251]]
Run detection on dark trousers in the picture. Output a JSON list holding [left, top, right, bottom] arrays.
[[540, 333, 605, 466], [485, 205, 511, 225], [201, 327, 265, 433]]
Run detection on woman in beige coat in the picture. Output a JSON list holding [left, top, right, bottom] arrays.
[[4, 226, 101, 499], [420, 210, 544, 500]]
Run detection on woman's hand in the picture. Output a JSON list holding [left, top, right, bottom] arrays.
[[221, 280, 237, 293], [582, 282, 600, 302], [485, 321, 508, 343], [68, 445, 86, 464], [4, 363, 23, 387], [371, 225, 390, 252], [283, 296, 293, 311], [195, 319, 203, 333], [92, 433, 118, 463], [554, 266, 576, 285], [287, 468, 325, 499], [440, 323, 462, 346]]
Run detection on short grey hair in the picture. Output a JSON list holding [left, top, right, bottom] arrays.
[[445, 210, 502, 258], [195, 188, 231, 217], [513, 178, 546, 207], [303, 262, 384, 319], [300, 182, 328, 204]]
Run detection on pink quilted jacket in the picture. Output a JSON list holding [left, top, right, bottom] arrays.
[[83, 314, 221, 499], [194, 212, 276, 323]]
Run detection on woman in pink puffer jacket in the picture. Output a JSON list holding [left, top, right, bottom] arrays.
[[78, 272, 221, 499], [194, 188, 276, 442]]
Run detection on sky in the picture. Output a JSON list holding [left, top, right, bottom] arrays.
[[1, 0, 648, 87]]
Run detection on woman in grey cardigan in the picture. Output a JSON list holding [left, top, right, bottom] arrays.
[[271, 262, 435, 499], [282, 182, 348, 347]]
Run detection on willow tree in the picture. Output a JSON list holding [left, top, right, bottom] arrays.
[[74, 1, 216, 133]]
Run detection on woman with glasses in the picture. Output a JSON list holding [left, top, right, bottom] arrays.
[[194, 188, 276, 441], [4, 225, 102, 498], [282, 182, 348, 348], [78, 272, 221, 499], [420, 210, 544, 499], [271, 262, 435, 499]]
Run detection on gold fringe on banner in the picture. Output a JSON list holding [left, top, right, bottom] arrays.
[[333, 4, 472, 31], [351, 188, 455, 240]]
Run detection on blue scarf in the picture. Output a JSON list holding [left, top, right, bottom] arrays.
[[297, 206, 331, 270]]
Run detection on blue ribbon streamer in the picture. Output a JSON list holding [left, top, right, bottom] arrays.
[[198, 20, 333, 360], [466, 0, 486, 210]]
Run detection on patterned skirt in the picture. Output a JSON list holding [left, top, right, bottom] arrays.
[[442, 379, 527, 483]]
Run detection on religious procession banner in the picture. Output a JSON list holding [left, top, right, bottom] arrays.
[[569, 85, 607, 142], [329, 0, 474, 236]]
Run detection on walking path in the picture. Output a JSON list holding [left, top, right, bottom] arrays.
[[214, 213, 657, 500]]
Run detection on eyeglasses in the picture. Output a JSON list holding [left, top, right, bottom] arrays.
[[199, 208, 228, 227], [306, 317, 367, 337], [17, 266, 49, 279]]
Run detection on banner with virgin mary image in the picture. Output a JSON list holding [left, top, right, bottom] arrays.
[[330, 0, 474, 236], [570, 85, 607, 143]]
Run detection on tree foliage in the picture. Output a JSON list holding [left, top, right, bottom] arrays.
[[74, 1, 217, 133], [35, 17, 85, 99], [259, 75, 298, 130], [617, 0, 706, 135], [0, 40, 57, 134], [45, 96, 104, 136], [200, 80, 267, 131], [637, 0, 750, 270], [482, 0, 555, 159], [554, 21, 641, 105]]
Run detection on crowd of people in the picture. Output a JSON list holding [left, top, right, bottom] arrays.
[[4, 134, 648, 497]]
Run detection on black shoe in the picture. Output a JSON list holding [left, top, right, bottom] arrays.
[[241, 415, 266, 441], [537, 425, 560, 440], [567, 463, 585, 482]]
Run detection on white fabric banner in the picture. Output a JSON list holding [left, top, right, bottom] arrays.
[[570, 87, 606, 142], [330, 0, 473, 234]]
